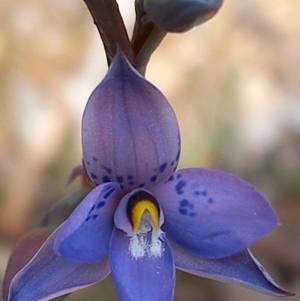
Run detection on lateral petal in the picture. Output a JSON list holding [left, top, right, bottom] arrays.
[[172, 242, 293, 297], [7, 229, 110, 301], [151, 168, 278, 258], [54, 183, 122, 263]]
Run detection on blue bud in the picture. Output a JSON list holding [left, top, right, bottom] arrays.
[[141, 0, 223, 32]]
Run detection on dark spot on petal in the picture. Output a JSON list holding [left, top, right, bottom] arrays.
[[175, 150, 180, 161], [101, 166, 112, 174], [86, 213, 98, 221], [127, 175, 134, 180], [120, 185, 124, 189], [180, 199, 189, 207], [171, 161, 175, 166], [150, 175, 157, 182], [208, 197, 214, 204], [176, 174, 182, 179], [91, 173, 98, 180], [202, 190, 208, 197], [103, 185, 111, 191], [93, 157, 98, 162], [176, 180, 186, 195], [102, 176, 111, 183], [179, 208, 187, 215], [194, 190, 207, 197], [129, 181, 135, 185], [86, 161, 90, 165], [88, 205, 95, 214], [168, 175, 174, 182], [139, 183, 145, 188], [180, 199, 194, 209], [207, 230, 231, 239], [103, 187, 115, 199], [179, 199, 195, 216], [194, 190, 200, 197], [117, 176, 124, 183], [159, 162, 167, 173], [97, 201, 106, 209]]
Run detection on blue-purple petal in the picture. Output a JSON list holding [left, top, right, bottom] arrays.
[[151, 168, 278, 259], [82, 52, 181, 192], [109, 228, 175, 301], [54, 183, 122, 264], [8, 229, 111, 301], [172, 242, 293, 297]]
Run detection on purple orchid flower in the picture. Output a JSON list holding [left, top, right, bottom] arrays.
[[6, 53, 293, 301]]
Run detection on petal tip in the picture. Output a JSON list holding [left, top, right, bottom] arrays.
[[109, 51, 141, 80]]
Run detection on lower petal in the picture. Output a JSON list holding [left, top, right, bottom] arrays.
[[172, 242, 293, 297], [8, 228, 111, 301], [109, 228, 175, 301]]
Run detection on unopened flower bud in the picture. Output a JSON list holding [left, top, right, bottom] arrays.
[[141, 0, 223, 32]]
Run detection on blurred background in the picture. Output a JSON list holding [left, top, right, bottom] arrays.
[[1, 0, 300, 300]]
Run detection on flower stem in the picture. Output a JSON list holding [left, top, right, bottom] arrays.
[[83, 0, 134, 66]]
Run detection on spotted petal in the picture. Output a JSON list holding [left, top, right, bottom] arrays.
[[109, 228, 175, 301], [54, 183, 123, 264], [82, 52, 180, 192], [142, 0, 223, 32], [7, 228, 110, 301], [151, 168, 278, 259], [172, 242, 293, 297]]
